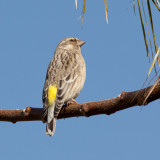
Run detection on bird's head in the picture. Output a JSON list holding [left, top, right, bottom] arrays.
[[57, 37, 86, 51]]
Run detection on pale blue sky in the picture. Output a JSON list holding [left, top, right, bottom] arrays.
[[0, 0, 160, 160]]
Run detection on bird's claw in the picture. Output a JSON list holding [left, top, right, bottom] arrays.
[[66, 99, 78, 106]]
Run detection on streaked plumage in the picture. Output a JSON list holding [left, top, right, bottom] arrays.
[[42, 37, 86, 136]]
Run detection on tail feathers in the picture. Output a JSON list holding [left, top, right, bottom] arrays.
[[46, 117, 56, 136]]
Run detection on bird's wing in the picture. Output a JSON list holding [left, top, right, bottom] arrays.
[[54, 50, 81, 116]]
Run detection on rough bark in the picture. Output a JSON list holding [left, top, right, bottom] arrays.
[[0, 82, 160, 123]]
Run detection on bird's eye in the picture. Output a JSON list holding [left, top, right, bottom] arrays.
[[70, 39, 75, 42]]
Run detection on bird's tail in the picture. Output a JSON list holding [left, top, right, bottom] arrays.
[[46, 117, 56, 136], [46, 103, 56, 136]]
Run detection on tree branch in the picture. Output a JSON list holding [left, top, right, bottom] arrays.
[[0, 82, 160, 123]]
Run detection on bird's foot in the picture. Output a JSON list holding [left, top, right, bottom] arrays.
[[66, 99, 78, 106]]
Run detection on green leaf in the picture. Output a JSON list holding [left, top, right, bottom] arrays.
[[141, 0, 157, 73], [152, 0, 160, 11], [137, 0, 149, 58], [147, 0, 159, 65]]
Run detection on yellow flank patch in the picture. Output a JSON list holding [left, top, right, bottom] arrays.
[[48, 84, 57, 105]]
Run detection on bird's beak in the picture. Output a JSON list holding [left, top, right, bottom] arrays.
[[77, 40, 86, 47]]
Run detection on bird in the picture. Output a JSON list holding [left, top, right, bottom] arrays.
[[42, 37, 86, 136]]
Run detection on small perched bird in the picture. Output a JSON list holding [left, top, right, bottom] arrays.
[[42, 37, 86, 136]]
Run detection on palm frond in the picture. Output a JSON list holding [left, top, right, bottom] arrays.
[[104, 0, 108, 23], [137, 0, 149, 58], [147, 0, 159, 65], [148, 47, 160, 77], [75, 0, 77, 9], [82, 0, 86, 24]]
